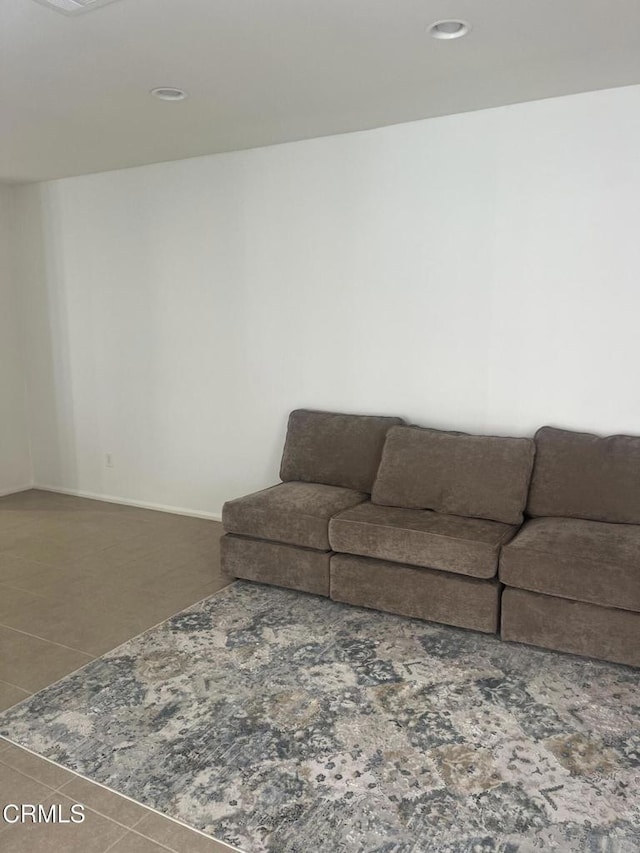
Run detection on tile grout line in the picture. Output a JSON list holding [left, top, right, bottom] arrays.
[[100, 831, 134, 853], [0, 740, 244, 852], [0, 582, 235, 718], [0, 678, 31, 696], [0, 499, 234, 850], [54, 784, 169, 843], [0, 586, 242, 849], [1, 526, 222, 607], [0, 579, 67, 603], [106, 815, 243, 853], [0, 753, 65, 793], [0, 548, 222, 609], [0, 522, 169, 574], [0, 621, 96, 659], [102, 826, 176, 853], [98, 826, 130, 853], [114, 817, 243, 853]]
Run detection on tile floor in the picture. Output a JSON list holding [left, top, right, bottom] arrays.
[[0, 488, 235, 852]]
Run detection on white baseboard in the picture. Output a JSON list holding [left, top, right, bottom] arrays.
[[0, 483, 34, 498], [33, 484, 222, 522]]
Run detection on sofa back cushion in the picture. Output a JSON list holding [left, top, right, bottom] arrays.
[[280, 409, 404, 493], [527, 426, 640, 523], [371, 426, 535, 525]]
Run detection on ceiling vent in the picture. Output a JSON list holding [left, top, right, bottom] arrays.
[[32, 0, 122, 15]]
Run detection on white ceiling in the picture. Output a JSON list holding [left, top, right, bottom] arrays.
[[2, 0, 640, 182]]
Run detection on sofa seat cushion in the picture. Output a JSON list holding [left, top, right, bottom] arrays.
[[371, 426, 534, 525], [222, 482, 367, 550], [329, 501, 517, 579], [499, 517, 640, 612]]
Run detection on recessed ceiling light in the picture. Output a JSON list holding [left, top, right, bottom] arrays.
[[151, 87, 189, 102], [32, 0, 122, 15], [429, 20, 471, 40]]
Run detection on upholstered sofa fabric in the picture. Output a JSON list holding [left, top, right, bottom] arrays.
[[222, 481, 366, 551], [220, 407, 640, 666], [371, 426, 535, 525], [221, 534, 331, 596], [280, 409, 404, 493], [331, 554, 501, 634], [330, 501, 516, 579], [500, 517, 640, 612], [501, 588, 640, 668], [527, 426, 640, 524]]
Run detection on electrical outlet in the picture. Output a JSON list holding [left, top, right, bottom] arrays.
[[105, 453, 114, 468]]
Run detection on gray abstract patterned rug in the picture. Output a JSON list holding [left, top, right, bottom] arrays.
[[0, 582, 638, 852]]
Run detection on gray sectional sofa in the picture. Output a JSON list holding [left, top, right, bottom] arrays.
[[221, 410, 640, 668]]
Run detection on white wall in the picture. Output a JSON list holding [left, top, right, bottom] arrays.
[[0, 185, 32, 494], [14, 84, 640, 517]]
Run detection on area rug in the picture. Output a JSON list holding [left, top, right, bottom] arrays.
[[0, 582, 638, 852]]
